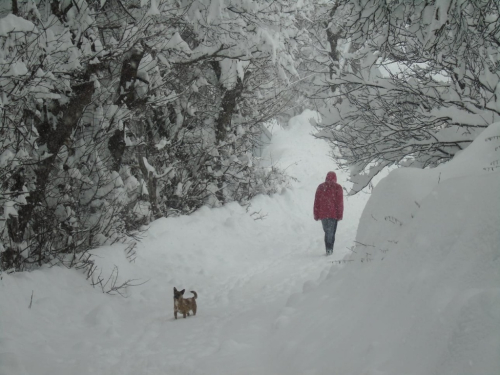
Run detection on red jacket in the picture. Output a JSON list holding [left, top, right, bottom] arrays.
[[314, 172, 344, 221]]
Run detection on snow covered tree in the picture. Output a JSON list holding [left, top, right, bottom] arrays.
[[0, 0, 308, 271], [284, 0, 350, 124], [124, 0, 308, 213], [312, 0, 500, 193], [0, 0, 144, 270]]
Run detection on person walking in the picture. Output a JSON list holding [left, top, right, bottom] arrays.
[[313, 171, 344, 255]]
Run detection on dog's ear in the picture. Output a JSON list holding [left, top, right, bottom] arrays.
[[174, 287, 178, 293], [180, 289, 185, 295]]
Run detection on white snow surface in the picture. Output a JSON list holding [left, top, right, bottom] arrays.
[[1, 111, 499, 375], [0, 14, 37, 36]]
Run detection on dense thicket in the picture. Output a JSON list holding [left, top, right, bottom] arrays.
[[0, 0, 310, 271]]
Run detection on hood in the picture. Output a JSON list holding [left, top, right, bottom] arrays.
[[325, 171, 337, 183]]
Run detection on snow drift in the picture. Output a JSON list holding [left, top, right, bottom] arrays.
[[269, 123, 500, 375]]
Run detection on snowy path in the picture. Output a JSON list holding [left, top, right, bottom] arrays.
[[108, 221, 352, 375], [1, 111, 370, 375]]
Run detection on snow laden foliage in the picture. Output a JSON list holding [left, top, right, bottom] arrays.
[[0, 0, 310, 272], [291, 1, 348, 108], [305, 0, 500, 194]]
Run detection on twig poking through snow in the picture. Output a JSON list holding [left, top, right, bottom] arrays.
[[353, 241, 375, 247], [250, 210, 268, 221]]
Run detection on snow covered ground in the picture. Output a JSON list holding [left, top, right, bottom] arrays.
[[1, 111, 499, 375]]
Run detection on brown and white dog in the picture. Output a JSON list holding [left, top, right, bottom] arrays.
[[173, 287, 197, 319]]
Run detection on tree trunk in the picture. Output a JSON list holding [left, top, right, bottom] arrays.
[[212, 62, 245, 204], [138, 149, 161, 220], [325, 3, 342, 79], [116, 47, 145, 107], [109, 48, 145, 172], [14, 81, 94, 245], [215, 77, 244, 143], [11, 0, 18, 15]]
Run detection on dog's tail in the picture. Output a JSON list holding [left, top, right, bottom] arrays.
[[191, 291, 197, 299]]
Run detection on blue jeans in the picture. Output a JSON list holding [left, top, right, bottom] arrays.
[[321, 218, 338, 253]]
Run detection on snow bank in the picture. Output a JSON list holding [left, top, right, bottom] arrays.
[[354, 122, 500, 262], [269, 123, 500, 375]]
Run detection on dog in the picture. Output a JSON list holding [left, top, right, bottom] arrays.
[[173, 287, 197, 319]]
